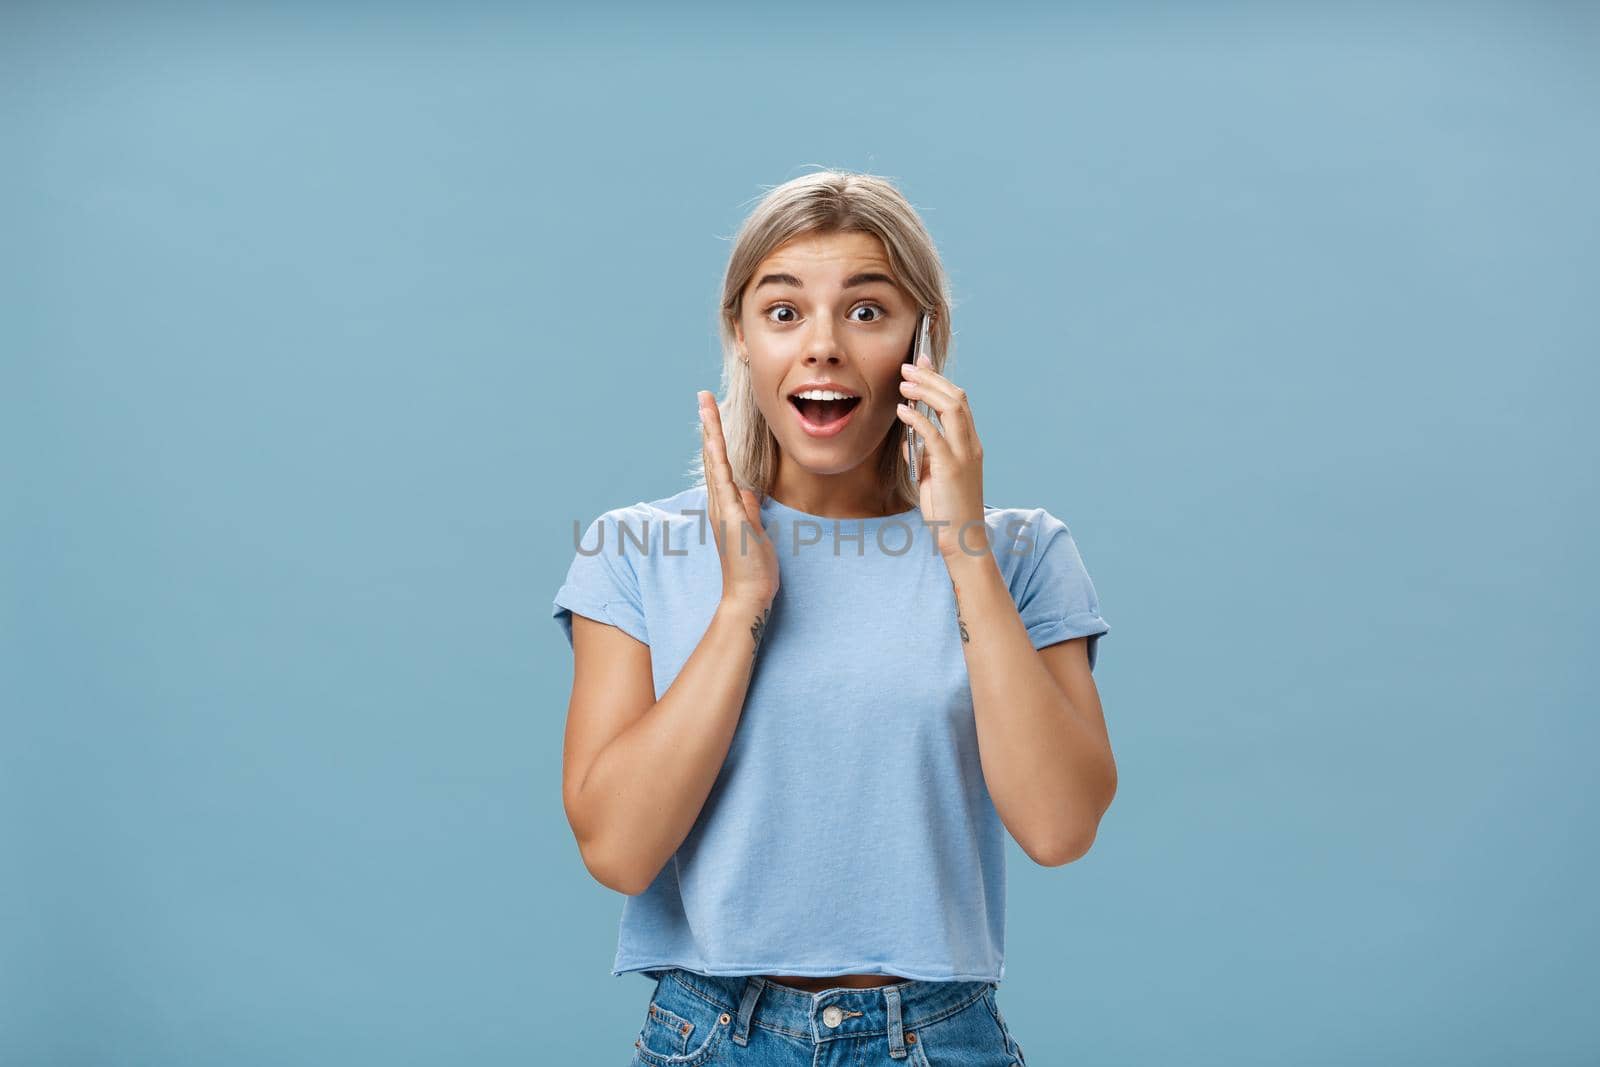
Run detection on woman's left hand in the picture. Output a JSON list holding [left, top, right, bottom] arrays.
[[896, 352, 990, 562]]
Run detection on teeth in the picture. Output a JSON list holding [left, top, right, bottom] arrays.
[[792, 389, 857, 401]]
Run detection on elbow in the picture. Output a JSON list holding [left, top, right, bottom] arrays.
[[577, 837, 660, 897], [565, 794, 641, 895], [565, 790, 663, 896], [599, 868, 656, 898], [1028, 823, 1098, 868], [1029, 780, 1115, 868]]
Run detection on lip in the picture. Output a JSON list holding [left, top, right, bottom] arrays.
[[788, 394, 862, 438], [787, 379, 860, 398]]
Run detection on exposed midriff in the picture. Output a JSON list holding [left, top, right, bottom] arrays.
[[758, 973, 911, 991]]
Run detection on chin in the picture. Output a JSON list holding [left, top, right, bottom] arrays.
[[783, 441, 869, 477]]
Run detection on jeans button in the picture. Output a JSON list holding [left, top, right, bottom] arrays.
[[822, 1005, 843, 1027]]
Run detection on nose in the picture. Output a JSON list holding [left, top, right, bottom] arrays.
[[801, 318, 843, 365]]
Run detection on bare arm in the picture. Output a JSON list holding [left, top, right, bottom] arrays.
[[562, 593, 771, 896], [948, 549, 1116, 867], [562, 390, 779, 895], [896, 351, 1115, 868]]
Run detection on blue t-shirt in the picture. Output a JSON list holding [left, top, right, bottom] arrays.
[[551, 483, 1109, 982]]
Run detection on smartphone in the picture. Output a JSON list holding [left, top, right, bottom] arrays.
[[905, 311, 933, 483]]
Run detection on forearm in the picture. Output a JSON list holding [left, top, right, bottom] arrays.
[[946, 548, 1114, 863], [576, 596, 771, 894]]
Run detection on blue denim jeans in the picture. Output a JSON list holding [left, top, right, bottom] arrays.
[[629, 968, 1029, 1066]]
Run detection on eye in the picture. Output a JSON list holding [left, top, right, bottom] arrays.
[[849, 303, 887, 323], [764, 304, 798, 324]]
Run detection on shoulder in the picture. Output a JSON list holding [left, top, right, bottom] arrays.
[[982, 503, 1072, 568], [582, 483, 708, 521], [577, 484, 710, 554], [641, 483, 710, 521]]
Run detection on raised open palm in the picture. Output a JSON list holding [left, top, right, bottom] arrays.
[[698, 391, 780, 610]]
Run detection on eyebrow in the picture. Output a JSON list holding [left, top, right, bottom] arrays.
[[753, 270, 899, 292]]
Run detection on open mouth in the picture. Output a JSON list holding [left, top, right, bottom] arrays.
[[789, 394, 862, 427]]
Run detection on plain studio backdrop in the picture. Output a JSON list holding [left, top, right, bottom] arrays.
[[3, 3, 1595, 1064]]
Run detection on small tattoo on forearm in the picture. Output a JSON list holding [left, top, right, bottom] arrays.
[[750, 606, 771, 653], [952, 582, 970, 643]]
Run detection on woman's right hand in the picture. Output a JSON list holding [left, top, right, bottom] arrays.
[[698, 390, 779, 612]]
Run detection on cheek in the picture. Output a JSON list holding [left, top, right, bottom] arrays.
[[745, 367, 788, 419], [869, 367, 907, 405]]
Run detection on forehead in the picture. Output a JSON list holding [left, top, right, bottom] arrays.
[[756, 230, 892, 276]]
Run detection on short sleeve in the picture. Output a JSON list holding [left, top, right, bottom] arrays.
[[552, 511, 650, 649], [1015, 508, 1110, 669]]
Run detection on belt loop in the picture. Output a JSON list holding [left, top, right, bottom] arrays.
[[733, 976, 765, 1047], [884, 985, 907, 1059]]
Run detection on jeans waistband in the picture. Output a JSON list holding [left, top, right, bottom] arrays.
[[660, 968, 994, 1050]]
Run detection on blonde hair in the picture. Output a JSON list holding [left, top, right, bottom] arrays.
[[686, 169, 956, 511]]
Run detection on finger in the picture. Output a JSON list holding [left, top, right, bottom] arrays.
[[895, 401, 956, 474], [900, 372, 978, 459], [699, 394, 722, 542], [700, 392, 751, 547], [900, 363, 979, 458]]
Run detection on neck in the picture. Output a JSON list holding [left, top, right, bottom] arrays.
[[768, 454, 901, 520]]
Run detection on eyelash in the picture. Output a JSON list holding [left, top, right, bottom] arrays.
[[763, 302, 886, 325]]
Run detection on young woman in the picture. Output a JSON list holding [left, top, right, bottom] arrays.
[[553, 171, 1114, 1066]]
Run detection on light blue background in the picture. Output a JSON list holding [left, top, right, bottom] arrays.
[[4, 3, 1595, 1064]]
